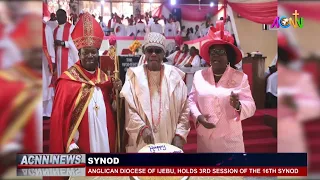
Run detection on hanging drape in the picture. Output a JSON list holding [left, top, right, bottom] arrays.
[[164, 4, 220, 21], [153, 4, 164, 18], [43, 2, 50, 17], [281, 2, 320, 22], [227, 0, 277, 24], [152, 0, 277, 24]]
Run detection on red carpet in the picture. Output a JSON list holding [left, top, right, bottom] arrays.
[[183, 110, 277, 153]]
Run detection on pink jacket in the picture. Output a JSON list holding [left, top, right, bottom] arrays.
[[188, 66, 256, 138]]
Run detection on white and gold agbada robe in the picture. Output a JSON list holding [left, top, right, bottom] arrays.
[[137, 55, 146, 66], [120, 64, 190, 152]]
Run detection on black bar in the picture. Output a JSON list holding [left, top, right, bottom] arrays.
[[86, 153, 307, 167]]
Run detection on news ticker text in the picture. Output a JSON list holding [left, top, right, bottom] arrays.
[[17, 153, 307, 167], [18, 167, 307, 176], [16, 154, 307, 176]]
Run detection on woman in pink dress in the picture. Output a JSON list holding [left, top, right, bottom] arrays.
[[188, 28, 256, 152]]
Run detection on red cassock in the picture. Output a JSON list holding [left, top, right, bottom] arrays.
[[0, 64, 41, 175], [0, 64, 41, 151], [49, 61, 116, 154]]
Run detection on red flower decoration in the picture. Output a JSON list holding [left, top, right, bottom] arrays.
[[109, 35, 117, 46]]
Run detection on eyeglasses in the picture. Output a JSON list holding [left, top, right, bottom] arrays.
[[209, 49, 227, 56], [146, 48, 163, 54]]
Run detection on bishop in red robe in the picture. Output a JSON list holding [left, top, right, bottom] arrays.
[[49, 12, 122, 154]]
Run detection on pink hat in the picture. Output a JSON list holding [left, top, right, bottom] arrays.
[[200, 27, 242, 65]]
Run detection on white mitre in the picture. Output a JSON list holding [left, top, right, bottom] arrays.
[[138, 143, 183, 153]]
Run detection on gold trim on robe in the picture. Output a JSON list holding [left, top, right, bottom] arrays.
[[0, 89, 41, 146], [64, 65, 109, 152], [66, 84, 94, 152], [0, 65, 42, 147]]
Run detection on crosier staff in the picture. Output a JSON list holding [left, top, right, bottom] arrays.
[[113, 51, 122, 152], [109, 35, 122, 153]]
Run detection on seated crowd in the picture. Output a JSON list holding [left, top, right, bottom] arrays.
[[101, 12, 212, 39], [64, 11, 219, 40]]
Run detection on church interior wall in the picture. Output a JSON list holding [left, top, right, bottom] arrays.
[[232, 12, 277, 69]]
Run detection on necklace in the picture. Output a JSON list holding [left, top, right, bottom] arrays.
[[92, 91, 99, 116], [214, 73, 223, 77], [146, 66, 163, 133]]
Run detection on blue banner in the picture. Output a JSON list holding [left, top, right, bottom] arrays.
[[86, 153, 307, 167]]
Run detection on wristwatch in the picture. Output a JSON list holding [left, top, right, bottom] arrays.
[[195, 115, 201, 127], [61, 41, 65, 46], [235, 103, 242, 112]]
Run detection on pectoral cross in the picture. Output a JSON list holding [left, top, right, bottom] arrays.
[[94, 103, 100, 116]]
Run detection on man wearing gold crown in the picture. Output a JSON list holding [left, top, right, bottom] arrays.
[[120, 32, 190, 152], [49, 13, 122, 154]]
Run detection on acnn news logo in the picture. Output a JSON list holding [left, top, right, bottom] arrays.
[[263, 10, 304, 30], [17, 154, 86, 176]]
